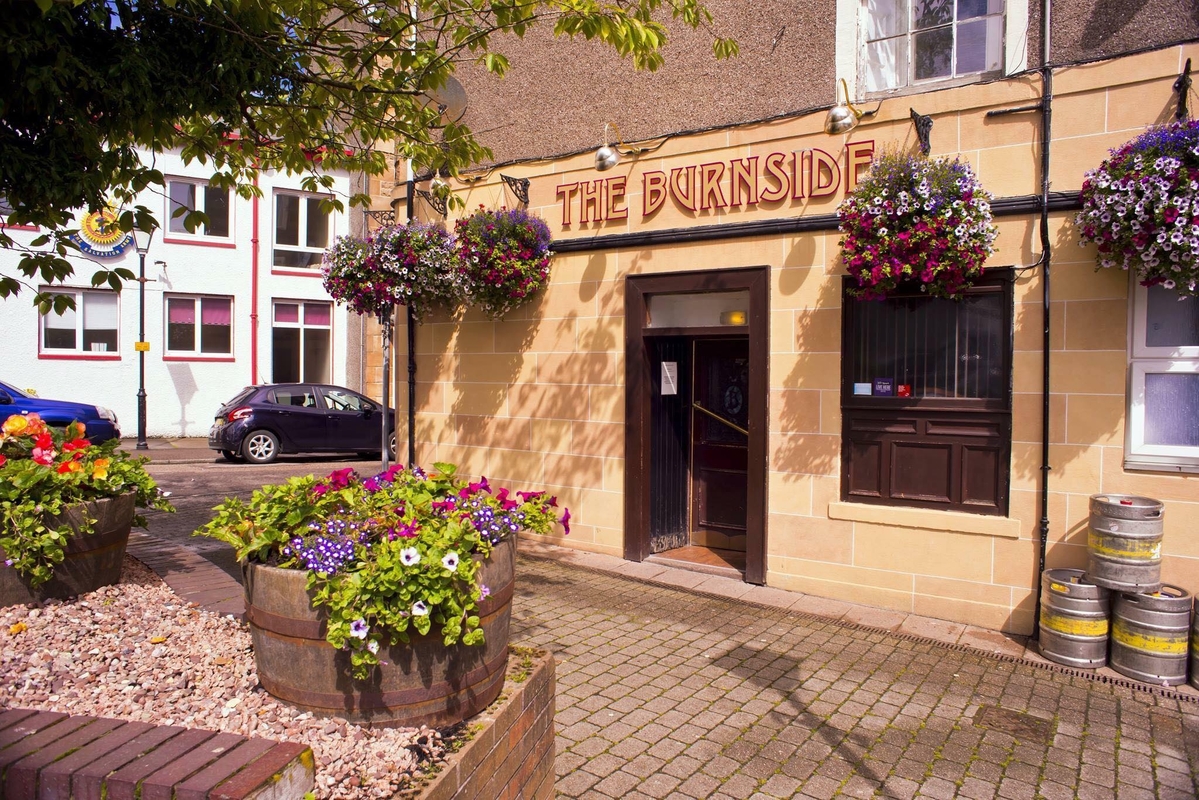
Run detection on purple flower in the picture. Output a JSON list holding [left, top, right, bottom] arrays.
[[350, 619, 369, 639]]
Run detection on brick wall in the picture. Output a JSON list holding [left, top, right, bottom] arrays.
[[419, 649, 556, 800]]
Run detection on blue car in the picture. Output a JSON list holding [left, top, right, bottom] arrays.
[[0, 379, 121, 443], [208, 383, 397, 464]]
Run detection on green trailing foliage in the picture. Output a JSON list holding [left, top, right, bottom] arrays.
[[1, 0, 737, 312]]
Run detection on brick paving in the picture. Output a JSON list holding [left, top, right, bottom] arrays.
[[135, 456, 1199, 799], [510, 554, 1199, 799]]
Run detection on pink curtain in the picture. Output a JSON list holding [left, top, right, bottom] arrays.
[[202, 299, 232, 325], [275, 303, 299, 323], [304, 303, 331, 326], [168, 300, 195, 324]]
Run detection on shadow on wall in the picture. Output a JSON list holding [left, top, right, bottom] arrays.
[[165, 362, 200, 437], [772, 277, 840, 485]]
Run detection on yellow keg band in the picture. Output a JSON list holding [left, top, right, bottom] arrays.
[[1111, 619, 1188, 655], [1040, 613, 1108, 637], [1087, 534, 1162, 559]]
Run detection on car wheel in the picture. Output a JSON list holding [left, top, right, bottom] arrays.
[[220, 450, 242, 463], [242, 430, 280, 464], [389, 432, 397, 459]]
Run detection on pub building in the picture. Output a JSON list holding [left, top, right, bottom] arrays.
[[365, 10, 1199, 640]]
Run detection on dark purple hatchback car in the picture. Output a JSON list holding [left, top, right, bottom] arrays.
[[208, 384, 396, 464]]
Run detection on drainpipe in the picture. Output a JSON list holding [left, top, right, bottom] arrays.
[[1033, 0, 1053, 641], [250, 175, 261, 384], [405, 169, 417, 467]]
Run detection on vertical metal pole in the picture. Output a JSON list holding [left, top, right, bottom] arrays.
[[407, 305, 416, 466], [405, 169, 417, 467], [380, 314, 391, 470], [136, 249, 148, 450]]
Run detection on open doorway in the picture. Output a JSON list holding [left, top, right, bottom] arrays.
[[624, 267, 768, 584]]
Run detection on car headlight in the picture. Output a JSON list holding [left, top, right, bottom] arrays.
[[96, 406, 118, 423]]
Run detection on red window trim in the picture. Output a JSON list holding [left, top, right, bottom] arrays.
[[162, 236, 238, 249], [38, 353, 122, 361], [1, 222, 38, 232], [163, 355, 236, 362]]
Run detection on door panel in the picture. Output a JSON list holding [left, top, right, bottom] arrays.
[[319, 387, 377, 450], [649, 339, 691, 554], [691, 339, 749, 538], [267, 386, 327, 451]]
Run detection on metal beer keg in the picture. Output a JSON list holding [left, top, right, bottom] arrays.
[[1038, 569, 1110, 669], [1085, 494, 1164, 592], [1110, 586, 1192, 686]]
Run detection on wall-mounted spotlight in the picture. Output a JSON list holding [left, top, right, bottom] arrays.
[[823, 78, 881, 135], [595, 122, 624, 171], [910, 108, 934, 155]]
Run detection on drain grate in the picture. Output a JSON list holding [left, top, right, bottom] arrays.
[[973, 705, 1055, 745]]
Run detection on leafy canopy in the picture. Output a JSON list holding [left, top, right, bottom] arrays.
[[1, 0, 736, 311]]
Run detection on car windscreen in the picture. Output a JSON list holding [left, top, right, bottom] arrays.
[[0, 381, 30, 398]]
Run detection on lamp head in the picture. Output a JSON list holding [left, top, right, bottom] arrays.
[[823, 78, 866, 135], [131, 223, 154, 255], [595, 144, 621, 171]]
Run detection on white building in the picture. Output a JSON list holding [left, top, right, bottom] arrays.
[[0, 152, 363, 438]]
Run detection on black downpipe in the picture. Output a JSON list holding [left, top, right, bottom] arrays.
[[1033, 0, 1054, 641], [405, 176, 417, 467]]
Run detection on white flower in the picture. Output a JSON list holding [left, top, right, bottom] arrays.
[[412, 601, 429, 616], [367, 640, 380, 654], [350, 619, 369, 639], [442, 552, 460, 572], [400, 547, 420, 566]]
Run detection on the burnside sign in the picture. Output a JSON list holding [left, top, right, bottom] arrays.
[[555, 141, 875, 226]]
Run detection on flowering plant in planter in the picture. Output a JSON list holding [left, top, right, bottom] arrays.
[[323, 220, 463, 321], [0, 413, 173, 586], [1076, 118, 1199, 296], [199, 462, 569, 678], [456, 206, 553, 319], [838, 152, 998, 299]]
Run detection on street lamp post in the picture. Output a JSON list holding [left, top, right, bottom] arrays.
[[132, 226, 153, 450]]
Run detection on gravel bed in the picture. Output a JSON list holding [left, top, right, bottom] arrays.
[[0, 557, 448, 798]]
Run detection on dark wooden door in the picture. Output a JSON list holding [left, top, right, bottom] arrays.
[[691, 339, 749, 537]]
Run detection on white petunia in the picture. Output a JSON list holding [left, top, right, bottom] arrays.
[[400, 547, 420, 566]]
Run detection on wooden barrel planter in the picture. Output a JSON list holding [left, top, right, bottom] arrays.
[[0, 493, 136, 607], [243, 536, 514, 729]]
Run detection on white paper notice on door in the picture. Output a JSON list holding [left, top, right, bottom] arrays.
[[661, 361, 678, 396]]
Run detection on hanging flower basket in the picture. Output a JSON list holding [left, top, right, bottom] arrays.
[[837, 152, 998, 300], [455, 207, 553, 319], [1076, 118, 1199, 296], [323, 221, 463, 321]]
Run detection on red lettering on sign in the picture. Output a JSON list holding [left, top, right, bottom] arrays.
[[792, 151, 808, 200], [759, 152, 790, 203], [730, 157, 759, 207], [556, 183, 579, 226], [846, 140, 875, 191], [698, 162, 727, 210], [644, 171, 668, 216], [606, 176, 628, 220], [579, 180, 603, 223], [809, 149, 841, 198], [670, 166, 697, 212]]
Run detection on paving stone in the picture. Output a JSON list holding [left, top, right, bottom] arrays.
[[498, 554, 1199, 800]]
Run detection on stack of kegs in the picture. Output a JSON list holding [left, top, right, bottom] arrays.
[[1051, 493, 1191, 687]]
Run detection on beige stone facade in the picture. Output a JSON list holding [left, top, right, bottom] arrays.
[[369, 42, 1199, 636]]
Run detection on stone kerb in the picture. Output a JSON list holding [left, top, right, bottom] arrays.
[[413, 648, 556, 800]]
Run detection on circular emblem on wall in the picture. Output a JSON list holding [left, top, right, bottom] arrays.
[[69, 209, 134, 258], [723, 384, 744, 417]]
